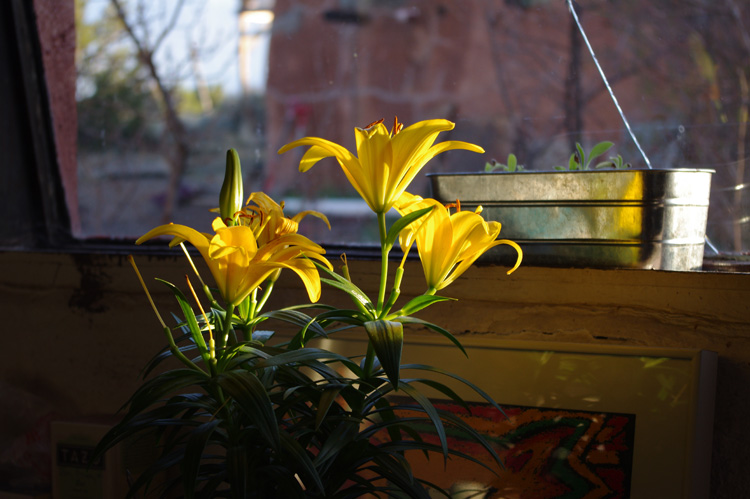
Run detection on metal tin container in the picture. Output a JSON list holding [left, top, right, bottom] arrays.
[[428, 169, 714, 270]]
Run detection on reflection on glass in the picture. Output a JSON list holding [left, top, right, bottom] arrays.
[[75, 0, 750, 253]]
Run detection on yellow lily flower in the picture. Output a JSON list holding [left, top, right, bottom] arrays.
[[236, 192, 332, 290], [239, 192, 330, 246], [136, 217, 331, 306], [394, 192, 523, 291], [277, 117, 485, 213]]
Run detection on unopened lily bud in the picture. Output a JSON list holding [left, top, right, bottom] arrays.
[[219, 148, 244, 226]]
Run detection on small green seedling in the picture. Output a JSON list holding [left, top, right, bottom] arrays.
[[485, 154, 525, 172], [595, 154, 631, 169], [554, 141, 626, 171]]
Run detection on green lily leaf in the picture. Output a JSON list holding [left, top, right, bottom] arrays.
[[266, 310, 324, 350], [236, 292, 251, 321], [315, 384, 345, 431], [125, 368, 209, 416], [402, 363, 507, 418], [278, 430, 325, 495], [313, 420, 359, 469], [395, 294, 454, 317], [377, 437, 500, 478], [216, 370, 280, 452], [384, 206, 434, 250], [217, 341, 268, 372], [252, 348, 351, 371], [226, 443, 249, 496], [410, 377, 471, 413], [156, 278, 210, 366], [125, 448, 186, 499], [321, 278, 376, 317], [315, 262, 376, 316], [370, 451, 432, 498], [436, 408, 505, 471], [312, 308, 367, 326], [251, 329, 275, 343], [139, 345, 175, 378], [374, 398, 406, 446], [395, 316, 467, 357], [263, 309, 328, 337], [364, 320, 404, 387], [182, 419, 221, 498]]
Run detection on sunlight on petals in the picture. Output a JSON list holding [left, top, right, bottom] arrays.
[[278, 118, 484, 214]]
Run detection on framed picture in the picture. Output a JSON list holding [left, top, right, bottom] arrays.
[[320, 336, 717, 499]]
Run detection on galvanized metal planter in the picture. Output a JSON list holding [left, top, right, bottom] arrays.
[[428, 169, 714, 271]]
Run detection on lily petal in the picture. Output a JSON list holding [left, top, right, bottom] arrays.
[[279, 118, 484, 213], [394, 193, 522, 290]]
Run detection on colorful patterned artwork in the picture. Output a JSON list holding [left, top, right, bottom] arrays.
[[394, 400, 636, 498]]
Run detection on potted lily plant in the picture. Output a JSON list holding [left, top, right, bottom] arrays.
[[94, 118, 522, 498], [428, 141, 714, 271]]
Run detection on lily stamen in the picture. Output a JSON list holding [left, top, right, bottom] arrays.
[[392, 116, 403, 136], [444, 199, 461, 213], [364, 118, 384, 129]]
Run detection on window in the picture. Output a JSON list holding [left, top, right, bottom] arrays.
[[16, 0, 750, 259]]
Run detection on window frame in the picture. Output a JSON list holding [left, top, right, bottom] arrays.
[[2, 0, 72, 249]]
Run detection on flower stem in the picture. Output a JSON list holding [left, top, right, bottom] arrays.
[[376, 211, 389, 314], [380, 266, 403, 318], [163, 326, 207, 376], [220, 305, 236, 349], [256, 279, 276, 314], [248, 288, 258, 323], [363, 340, 376, 378]]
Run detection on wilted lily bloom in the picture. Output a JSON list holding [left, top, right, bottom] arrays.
[[277, 117, 485, 214], [136, 217, 331, 306], [394, 192, 523, 291]]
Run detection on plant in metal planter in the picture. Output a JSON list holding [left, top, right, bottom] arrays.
[[95, 119, 522, 498], [430, 0, 715, 271], [429, 141, 713, 271], [485, 154, 525, 173], [552, 141, 631, 171]]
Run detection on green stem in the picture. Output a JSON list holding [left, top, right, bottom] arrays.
[[256, 279, 276, 314], [241, 326, 252, 343], [363, 341, 376, 378], [203, 284, 219, 310], [220, 305, 236, 350], [376, 211, 389, 314], [163, 326, 207, 376], [208, 338, 218, 377], [248, 288, 258, 323], [386, 284, 436, 320], [380, 266, 404, 318]]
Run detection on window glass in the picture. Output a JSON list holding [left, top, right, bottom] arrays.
[[75, 0, 750, 253]]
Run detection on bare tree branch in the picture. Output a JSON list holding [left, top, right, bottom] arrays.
[[153, 0, 186, 53], [110, 0, 190, 223]]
